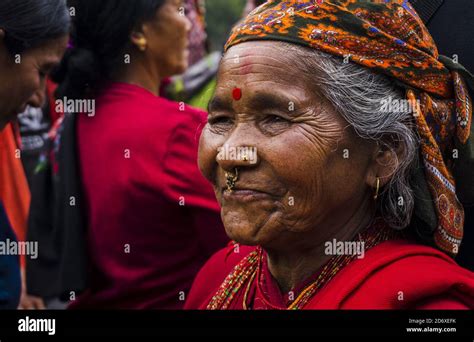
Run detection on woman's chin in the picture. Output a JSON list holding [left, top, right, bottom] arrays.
[[174, 59, 189, 75], [221, 206, 282, 246], [224, 221, 267, 246]]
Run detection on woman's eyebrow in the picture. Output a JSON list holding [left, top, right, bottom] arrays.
[[208, 93, 298, 114], [208, 96, 233, 113], [249, 93, 294, 112]]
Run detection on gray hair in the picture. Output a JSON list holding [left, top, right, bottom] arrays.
[[285, 43, 419, 230]]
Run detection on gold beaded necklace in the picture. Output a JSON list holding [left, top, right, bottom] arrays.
[[208, 221, 399, 310]]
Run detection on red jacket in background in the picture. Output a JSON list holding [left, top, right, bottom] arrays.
[[70, 82, 228, 309]]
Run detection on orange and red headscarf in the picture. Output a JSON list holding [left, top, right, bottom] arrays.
[[225, 0, 473, 256]]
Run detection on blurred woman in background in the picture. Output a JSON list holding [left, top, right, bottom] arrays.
[[39, 0, 227, 309], [0, 0, 70, 309]]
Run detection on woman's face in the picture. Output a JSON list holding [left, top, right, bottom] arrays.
[[199, 42, 376, 250], [0, 34, 69, 130], [144, 0, 191, 77]]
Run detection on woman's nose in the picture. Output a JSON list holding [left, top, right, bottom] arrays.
[[216, 144, 259, 172], [26, 87, 46, 109], [185, 17, 192, 35]]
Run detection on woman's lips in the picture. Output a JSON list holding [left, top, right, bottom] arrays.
[[222, 188, 274, 202]]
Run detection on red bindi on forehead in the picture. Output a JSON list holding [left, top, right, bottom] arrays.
[[232, 87, 242, 101]]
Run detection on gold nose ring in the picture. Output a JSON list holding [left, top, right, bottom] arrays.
[[225, 168, 239, 192]]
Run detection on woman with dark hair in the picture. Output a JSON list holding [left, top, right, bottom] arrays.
[[0, 0, 70, 309], [0, 0, 70, 130], [45, 0, 227, 309]]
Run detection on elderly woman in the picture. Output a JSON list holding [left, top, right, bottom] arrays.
[[0, 0, 70, 309], [185, 0, 474, 309]]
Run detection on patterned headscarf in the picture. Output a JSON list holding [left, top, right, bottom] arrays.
[[225, 0, 473, 256]]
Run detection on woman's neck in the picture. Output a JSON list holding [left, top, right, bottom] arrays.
[[265, 196, 375, 294], [113, 57, 162, 96]]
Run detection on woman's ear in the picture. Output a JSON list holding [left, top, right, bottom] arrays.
[[366, 139, 404, 189], [130, 30, 147, 52]]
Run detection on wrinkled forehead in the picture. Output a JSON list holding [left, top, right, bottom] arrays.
[[212, 41, 333, 116], [219, 41, 303, 82], [222, 41, 289, 63]]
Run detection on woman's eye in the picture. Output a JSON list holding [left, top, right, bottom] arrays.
[[208, 116, 234, 133], [262, 114, 291, 126], [208, 116, 233, 126], [265, 115, 287, 123], [260, 115, 292, 134]]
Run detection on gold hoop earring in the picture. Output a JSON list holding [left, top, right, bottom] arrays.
[[374, 177, 380, 200], [137, 38, 147, 51], [225, 168, 239, 192]]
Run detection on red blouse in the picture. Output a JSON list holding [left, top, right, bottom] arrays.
[[185, 240, 474, 310], [71, 82, 228, 309]]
